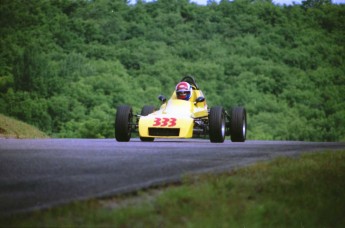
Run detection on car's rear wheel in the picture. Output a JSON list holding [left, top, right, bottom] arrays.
[[230, 107, 247, 142], [209, 106, 226, 143], [140, 105, 155, 142], [115, 105, 133, 142]]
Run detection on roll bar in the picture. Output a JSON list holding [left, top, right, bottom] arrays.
[[180, 75, 200, 90]]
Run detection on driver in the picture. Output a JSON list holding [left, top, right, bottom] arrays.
[[175, 81, 192, 100]]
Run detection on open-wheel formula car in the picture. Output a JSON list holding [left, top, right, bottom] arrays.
[[115, 76, 247, 143]]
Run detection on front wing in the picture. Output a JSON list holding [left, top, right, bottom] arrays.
[[138, 115, 194, 138]]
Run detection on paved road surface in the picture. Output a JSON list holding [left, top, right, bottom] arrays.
[[1, 138, 344, 216]]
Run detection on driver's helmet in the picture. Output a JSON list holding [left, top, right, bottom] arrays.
[[176, 81, 192, 100]]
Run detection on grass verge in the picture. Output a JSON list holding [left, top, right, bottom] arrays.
[[0, 114, 48, 139], [2, 150, 345, 227]]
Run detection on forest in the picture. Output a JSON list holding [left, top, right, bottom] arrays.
[[0, 0, 344, 141]]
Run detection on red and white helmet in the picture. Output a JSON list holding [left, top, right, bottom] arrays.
[[176, 81, 192, 100]]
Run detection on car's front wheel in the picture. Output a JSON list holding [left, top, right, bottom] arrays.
[[209, 106, 226, 143], [230, 107, 247, 142], [115, 105, 133, 142], [140, 105, 155, 142]]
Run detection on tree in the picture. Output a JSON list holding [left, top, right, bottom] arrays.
[[12, 45, 50, 96], [302, 0, 331, 9]]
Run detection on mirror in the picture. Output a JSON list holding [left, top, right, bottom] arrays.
[[195, 96, 205, 103], [158, 95, 167, 103]]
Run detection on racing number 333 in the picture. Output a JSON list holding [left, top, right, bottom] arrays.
[[153, 118, 177, 127]]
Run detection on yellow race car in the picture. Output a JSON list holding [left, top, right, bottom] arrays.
[[115, 76, 246, 143]]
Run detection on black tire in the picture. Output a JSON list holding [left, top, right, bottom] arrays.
[[230, 107, 247, 142], [115, 105, 133, 142], [209, 106, 226, 143], [141, 105, 155, 116], [140, 105, 155, 142]]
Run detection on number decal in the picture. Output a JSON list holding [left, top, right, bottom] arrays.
[[153, 118, 161, 126], [152, 118, 177, 127], [168, 118, 177, 127], [161, 118, 170, 127]]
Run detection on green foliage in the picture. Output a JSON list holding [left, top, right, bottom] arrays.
[[0, 0, 344, 141], [302, 0, 332, 9]]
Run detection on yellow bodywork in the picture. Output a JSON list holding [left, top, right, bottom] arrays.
[[139, 89, 208, 138]]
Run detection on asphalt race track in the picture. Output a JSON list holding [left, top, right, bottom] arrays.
[[1, 138, 344, 216]]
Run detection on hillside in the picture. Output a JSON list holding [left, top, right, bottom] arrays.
[[0, 114, 48, 139], [0, 0, 344, 140]]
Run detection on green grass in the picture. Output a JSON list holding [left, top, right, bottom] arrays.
[[0, 114, 48, 139], [2, 150, 345, 227]]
